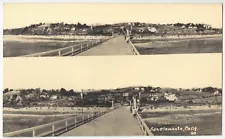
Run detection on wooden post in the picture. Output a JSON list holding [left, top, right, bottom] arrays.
[[140, 122, 143, 130], [75, 118, 77, 127], [32, 129, 35, 137], [58, 50, 61, 56], [65, 120, 68, 131], [81, 44, 83, 52], [88, 115, 89, 121], [112, 100, 114, 108], [83, 116, 85, 124], [52, 124, 55, 136], [72, 47, 74, 55]]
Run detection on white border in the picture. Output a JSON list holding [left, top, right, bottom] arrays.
[[0, 0, 224, 3], [0, 0, 224, 139]]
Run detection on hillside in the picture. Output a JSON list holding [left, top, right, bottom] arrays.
[[3, 86, 222, 108], [3, 22, 222, 36]]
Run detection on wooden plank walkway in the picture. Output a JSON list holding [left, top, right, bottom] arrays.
[[60, 106, 143, 136], [77, 36, 134, 56]]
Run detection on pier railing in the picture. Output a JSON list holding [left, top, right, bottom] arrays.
[[128, 41, 140, 55], [136, 112, 153, 136], [21, 36, 113, 57], [3, 107, 116, 137]]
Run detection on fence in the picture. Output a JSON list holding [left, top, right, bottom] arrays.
[[129, 41, 140, 55], [133, 34, 222, 41], [21, 37, 113, 57], [3, 107, 116, 137], [136, 112, 153, 136]]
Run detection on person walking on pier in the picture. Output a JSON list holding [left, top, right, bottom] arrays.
[[132, 107, 137, 119], [126, 37, 130, 43]]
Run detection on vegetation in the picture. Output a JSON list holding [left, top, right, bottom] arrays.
[[3, 85, 222, 108], [3, 22, 222, 36]]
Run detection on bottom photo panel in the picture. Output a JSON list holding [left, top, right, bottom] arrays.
[[3, 54, 222, 136]]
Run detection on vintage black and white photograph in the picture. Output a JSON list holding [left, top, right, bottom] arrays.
[[3, 4, 222, 57], [3, 54, 222, 136], [2, 3, 223, 137]]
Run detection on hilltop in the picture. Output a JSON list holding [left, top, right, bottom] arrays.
[[3, 86, 222, 108], [3, 22, 222, 36]]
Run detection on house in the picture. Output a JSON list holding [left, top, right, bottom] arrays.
[[68, 97, 74, 101], [15, 95, 23, 103], [50, 95, 59, 100], [138, 28, 145, 32], [40, 94, 49, 99], [213, 90, 221, 96], [25, 93, 35, 99], [148, 27, 157, 33], [123, 93, 129, 97], [149, 96, 159, 101], [134, 87, 140, 90], [164, 93, 177, 102], [181, 25, 186, 28]]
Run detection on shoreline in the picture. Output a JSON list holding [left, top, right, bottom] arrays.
[[3, 35, 110, 41], [133, 34, 222, 40], [3, 106, 110, 113], [141, 105, 222, 113]]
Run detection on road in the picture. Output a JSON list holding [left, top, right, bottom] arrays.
[[60, 106, 143, 136], [77, 36, 134, 56]]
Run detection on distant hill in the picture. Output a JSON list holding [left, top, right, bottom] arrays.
[[3, 22, 222, 36]]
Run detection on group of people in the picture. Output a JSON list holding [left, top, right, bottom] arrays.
[[124, 35, 130, 43], [122, 28, 132, 43], [130, 105, 137, 119]]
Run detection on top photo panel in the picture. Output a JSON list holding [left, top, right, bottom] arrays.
[[3, 4, 222, 57]]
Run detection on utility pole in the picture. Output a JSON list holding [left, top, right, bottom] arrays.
[[81, 90, 84, 115], [112, 99, 114, 108]]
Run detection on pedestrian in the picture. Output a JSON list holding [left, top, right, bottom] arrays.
[[132, 108, 137, 119], [126, 37, 130, 43]]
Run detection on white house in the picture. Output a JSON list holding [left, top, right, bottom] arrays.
[[134, 87, 140, 90], [181, 25, 186, 28], [50, 95, 58, 100], [148, 27, 157, 33], [123, 93, 129, 97], [164, 93, 177, 102], [40, 94, 49, 99], [213, 90, 221, 96], [71, 27, 76, 31], [15, 95, 23, 102], [138, 28, 145, 32]]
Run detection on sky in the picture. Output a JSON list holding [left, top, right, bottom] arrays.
[[3, 3, 222, 29], [4, 54, 222, 91]]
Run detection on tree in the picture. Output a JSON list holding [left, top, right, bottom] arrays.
[[77, 22, 82, 28], [3, 88, 9, 93], [34, 88, 41, 95], [20, 89, 28, 96], [59, 88, 67, 96], [68, 89, 75, 95]]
